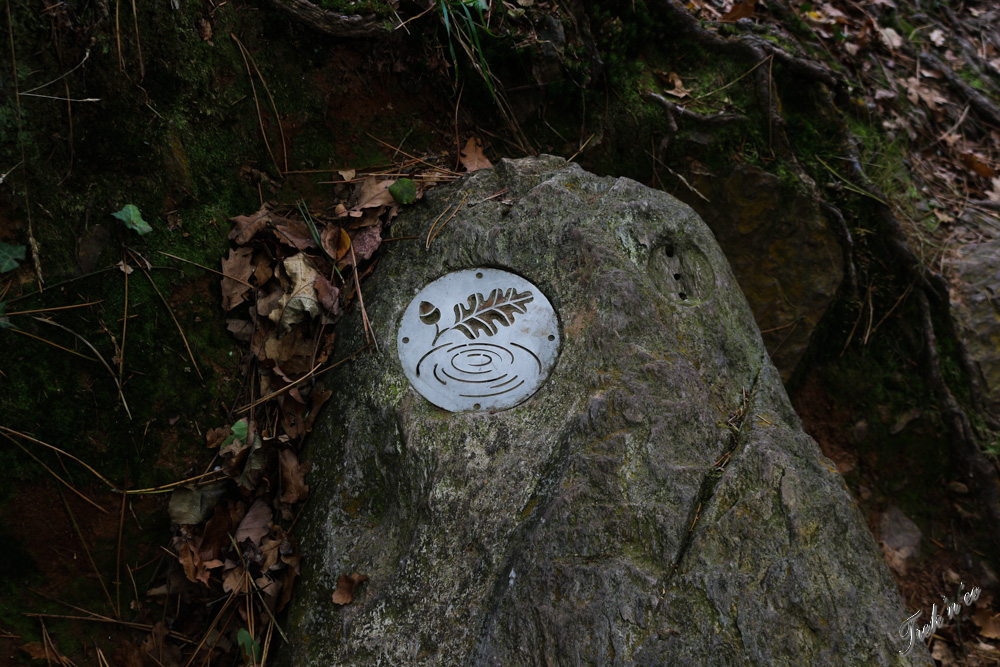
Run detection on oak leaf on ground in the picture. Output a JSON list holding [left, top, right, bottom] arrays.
[[355, 177, 397, 209], [271, 215, 316, 251], [229, 207, 271, 244], [721, 0, 756, 22], [459, 136, 492, 171], [220, 247, 254, 311], [235, 498, 272, 546], [279, 448, 310, 505]]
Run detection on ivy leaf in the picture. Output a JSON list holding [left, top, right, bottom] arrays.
[[236, 627, 261, 663], [0, 301, 14, 330], [220, 418, 249, 449], [0, 243, 26, 272], [388, 178, 417, 205], [112, 204, 153, 235]]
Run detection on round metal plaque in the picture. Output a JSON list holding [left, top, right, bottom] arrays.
[[398, 268, 560, 413]]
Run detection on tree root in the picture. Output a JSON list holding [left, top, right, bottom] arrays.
[[259, 0, 391, 38], [906, 50, 1000, 131], [917, 290, 1000, 542], [651, 0, 1000, 543]]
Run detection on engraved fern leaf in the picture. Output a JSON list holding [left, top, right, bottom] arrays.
[[451, 288, 534, 339]]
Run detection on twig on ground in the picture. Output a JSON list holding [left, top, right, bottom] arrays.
[[58, 486, 117, 614], [0, 426, 115, 488], [231, 33, 283, 178], [23, 613, 195, 645], [426, 199, 465, 248], [351, 243, 378, 353], [131, 253, 203, 381], [1, 433, 108, 514], [33, 316, 133, 417], [156, 250, 255, 288], [121, 469, 227, 495], [6, 327, 99, 363]]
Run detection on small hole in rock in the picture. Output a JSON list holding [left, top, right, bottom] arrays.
[[673, 273, 681, 281], [678, 292, 687, 300], [476, 272, 483, 279], [666, 246, 675, 258], [547, 335, 555, 341], [402, 337, 409, 344], [474, 403, 481, 410]]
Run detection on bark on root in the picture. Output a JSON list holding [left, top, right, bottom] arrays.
[[260, 0, 391, 38]]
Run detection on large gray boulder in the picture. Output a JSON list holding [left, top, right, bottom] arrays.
[[282, 156, 928, 665]]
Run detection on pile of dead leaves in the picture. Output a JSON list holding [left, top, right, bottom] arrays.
[[142, 143, 500, 663]]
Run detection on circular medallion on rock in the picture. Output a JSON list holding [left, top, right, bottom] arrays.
[[398, 268, 560, 413]]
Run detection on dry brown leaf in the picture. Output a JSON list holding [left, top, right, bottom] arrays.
[[20, 642, 72, 665], [199, 504, 233, 562], [263, 328, 314, 374], [222, 565, 247, 594], [272, 215, 316, 251], [350, 224, 382, 262], [142, 623, 182, 667], [880, 26, 903, 49], [721, 0, 756, 22], [279, 448, 310, 504], [273, 254, 322, 335], [668, 72, 691, 97], [112, 641, 144, 667], [987, 177, 1000, 202], [332, 572, 369, 605], [235, 498, 272, 545], [253, 250, 274, 284], [279, 395, 309, 439], [256, 286, 284, 320], [226, 318, 253, 342], [219, 433, 250, 462], [206, 425, 231, 448], [356, 177, 397, 209], [930, 640, 955, 665], [176, 538, 201, 583], [459, 136, 493, 171], [229, 207, 271, 244], [338, 169, 356, 181], [276, 568, 298, 612], [306, 387, 333, 431], [261, 534, 283, 571], [322, 225, 352, 261], [903, 77, 947, 110], [221, 247, 254, 311], [314, 274, 341, 314], [973, 605, 1000, 639], [959, 152, 996, 179], [256, 575, 283, 612]]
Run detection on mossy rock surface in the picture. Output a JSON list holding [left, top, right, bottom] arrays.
[[283, 156, 929, 665]]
